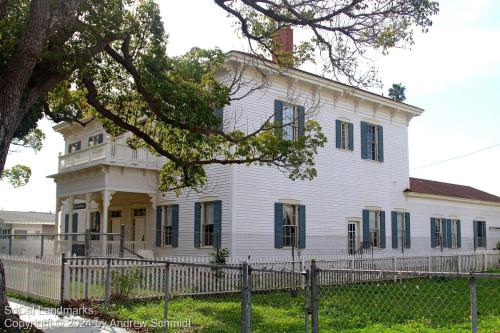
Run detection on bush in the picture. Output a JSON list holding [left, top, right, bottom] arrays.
[[110, 267, 142, 300]]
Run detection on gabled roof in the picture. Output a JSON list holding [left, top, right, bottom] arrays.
[[0, 211, 55, 225], [405, 178, 500, 204]]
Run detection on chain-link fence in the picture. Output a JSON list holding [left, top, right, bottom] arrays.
[[55, 254, 500, 333]]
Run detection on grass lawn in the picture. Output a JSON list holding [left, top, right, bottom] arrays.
[[99, 276, 500, 333]]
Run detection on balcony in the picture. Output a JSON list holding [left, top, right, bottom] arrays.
[[58, 142, 161, 172]]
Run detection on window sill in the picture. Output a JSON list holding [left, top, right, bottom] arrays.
[[362, 158, 383, 163]]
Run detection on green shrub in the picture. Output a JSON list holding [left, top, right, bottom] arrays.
[[110, 267, 142, 300]]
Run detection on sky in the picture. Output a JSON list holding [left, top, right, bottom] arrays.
[[1, 0, 500, 212]]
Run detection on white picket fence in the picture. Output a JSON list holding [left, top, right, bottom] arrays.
[[1, 251, 499, 304]]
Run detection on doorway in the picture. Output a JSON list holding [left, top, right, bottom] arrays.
[[132, 208, 146, 242]]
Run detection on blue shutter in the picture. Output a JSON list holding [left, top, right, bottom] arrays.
[[215, 108, 224, 131], [380, 211, 386, 249], [446, 219, 452, 248], [361, 122, 368, 159], [274, 203, 284, 248], [456, 220, 461, 248], [171, 204, 179, 248], [404, 212, 411, 248], [298, 106, 305, 138], [194, 203, 201, 248], [473, 221, 478, 249], [213, 200, 222, 249], [155, 206, 162, 247], [377, 125, 384, 162], [335, 120, 342, 149], [274, 100, 283, 137], [391, 211, 398, 249], [298, 205, 306, 249], [348, 123, 354, 151], [71, 213, 78, 241], [431, 218, 437, 248], [362, 210, 370, 245]]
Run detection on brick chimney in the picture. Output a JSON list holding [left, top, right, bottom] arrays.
[[272, 26, 294, 66]]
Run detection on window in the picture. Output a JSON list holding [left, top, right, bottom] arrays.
[[336, 120, 353, 150], [68, 141, 81, 153], [88, 133, 104, 146], [475, 221, 487, 248], [14, 230, 27, 240], [361, 122, 383, 161], [369, 211, 381, 248], [1, 229, 11, 240], [163, 206, 173, 246], [202, 202, 215, 246], [434, 218, 444, 247], [451, 219, 459, 248], [396, 213, 406, 249], [111, 210, 121, 218], [133, 208, 146, 217], [367, 125, 379, 161], [283, 204, 298, 247], [90, 211, 100, 240], [283, 105, 299, 141]]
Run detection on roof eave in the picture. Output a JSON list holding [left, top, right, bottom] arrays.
[[404, 191, 500, 207]]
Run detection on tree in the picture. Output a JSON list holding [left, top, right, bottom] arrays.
[[388, 83, 406, 102], [0, 0, 438, 188]]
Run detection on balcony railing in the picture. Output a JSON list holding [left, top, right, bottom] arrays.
[[58, 142, 161, 172]]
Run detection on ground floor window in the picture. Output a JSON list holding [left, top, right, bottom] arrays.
[[283, 204, 298, 248], [163, 206, 173, 246], [369, 211, 381, 248], [202, 202, 215, 247], [14, 230, 27, 240], [451, 219, 460, 248], [434, 218, 444, 247], [347, 222, 358, 254], [90, 211, 100, 240], [474, 221, 487, 248]]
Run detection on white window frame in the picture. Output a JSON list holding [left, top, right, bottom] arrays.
[[366, 124, 379, 161], [340, 121, 349, 150], [202, 202, 215, 247], [435, 218, 444, 247], [283, 204, 299, 248], [396, 212, 406, 249], [368, 210, 381, 248], [450, 219, 459, 248], [283, 105, 299, 142], [88, 133, 104, 147], [162, 206, 173, 247], [475, 221, 486, 248], [347, 221, 359, 255], [68, 141, 81, 153]]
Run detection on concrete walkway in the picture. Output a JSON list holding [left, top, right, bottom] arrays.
[[7, 298, 130, 332]]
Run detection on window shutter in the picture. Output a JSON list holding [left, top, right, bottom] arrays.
[[446, 219, 452, 248], [155, 206, 162, 247], [360, 122, 368, 159], [274, 100, 284, 137], [404, 212, 411, 249], [71, 213, 78, 241], [274, 203, 284, 248], [430, 218, 437, 248], [482, 222, 487, 248], [362, 210, 369, 245], [194, 202, 201, 248], [335, 120, 342, 149], [298, 106, 305, 138], [391, 211, 398, 249], [456, 220, 461, 248], [377, 125, 384, 162], [473, 220, 478, 249], [213, 200, 222, 249], [298, 205, 306, 249], [215, 108, 224, 131], [171, 204, 179, 248], [348, 123, 354, 151], [380, 211, 386, 249]]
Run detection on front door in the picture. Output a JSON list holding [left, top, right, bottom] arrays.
[[348, 222, 357, 255], [132, 208, 146, 242]]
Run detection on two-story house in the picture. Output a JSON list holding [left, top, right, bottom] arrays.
[[49, 32, 500, 258]]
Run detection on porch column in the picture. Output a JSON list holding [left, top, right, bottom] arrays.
[[54, 198, 62, 256], [67, 196, 74, 254], [101, 190, 111, 255]]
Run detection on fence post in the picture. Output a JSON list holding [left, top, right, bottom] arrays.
[[241, 261, 249, 333], [428, 255, 432, 272], [40, 235, 44, 258], [8, 234, 12, 255], [163, 263, 170, 333], [393, 257, 397, 282], [26, 259, 31, 298], [119, 224, 125, 258], [483, 253, 487, 271], [457, 255, 461, 273], [304, 269, 310, 333], [84, 229, 90, 257], [59, 252, 66, 308], [247, 264, 252, 333], [311, 260, 319, 333], [469, 273, 477, 333], [104, 257, 111, 307]]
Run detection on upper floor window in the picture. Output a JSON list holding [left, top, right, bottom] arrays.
[[68, 141, 81, 153], [274, 100, 305, 142], [336, 120, 353, 151], [88, 133, 104, 146], [474, 221, 487, 248], [361, 122, 384, 162]]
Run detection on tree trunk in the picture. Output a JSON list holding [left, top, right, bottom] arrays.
[[0, 95, 21, 175]]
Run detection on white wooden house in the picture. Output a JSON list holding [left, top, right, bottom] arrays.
[[48, 40, 500, 258]]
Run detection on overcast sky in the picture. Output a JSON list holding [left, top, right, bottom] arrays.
[[1, 0, 499, 212]]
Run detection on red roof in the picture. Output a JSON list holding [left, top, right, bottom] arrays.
[[406, 178, 500, 203]]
